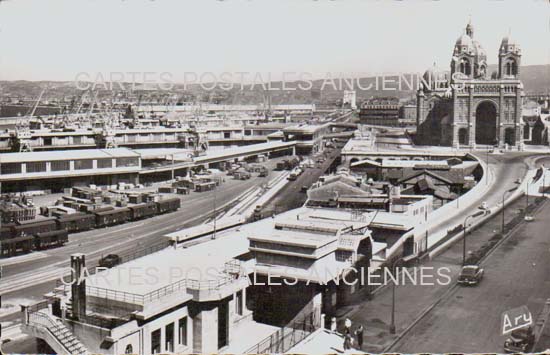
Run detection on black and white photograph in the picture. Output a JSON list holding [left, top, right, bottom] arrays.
[[0, 0, 549, 354]]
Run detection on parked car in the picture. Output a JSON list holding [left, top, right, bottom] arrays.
[[457, 265, 484, 285], [504, 326, 535, 353], [98, 254, 121, 269]]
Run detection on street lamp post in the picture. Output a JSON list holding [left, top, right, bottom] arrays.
[[463, 210, 485, 265], [389, 257, 403, 334], [526, 180, 530, 211], [212, 188, 217, 239], [501, 188, 515, 234], [486, 147, 490, 186], [543, 165, 546, 197]]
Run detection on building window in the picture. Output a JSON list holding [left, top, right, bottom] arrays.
[[165, 322, 174, 352], [0, 163, 22, 175], [51, 160, 70, 171], [178, 317, 188, 346], [26, 161, 47, 173], [116, 157, 139, 168], [97, 158, 113, 169], [151, 329, 161, 354], [73, 136, 82, 145], [74, 159, 93, 170], [236, 290, 243, 316]]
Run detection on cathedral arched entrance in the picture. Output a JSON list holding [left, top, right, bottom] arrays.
[[504, 127, 516, 146], [458, 128, 468, 145], [475, 101, 498, 145]]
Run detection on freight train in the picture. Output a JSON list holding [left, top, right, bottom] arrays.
[[0, 198, 181, 257]]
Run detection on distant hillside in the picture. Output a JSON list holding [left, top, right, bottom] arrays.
[[301, 64, 550, 103], [1, 65, 547, 105], [515, 64, 549, 93]]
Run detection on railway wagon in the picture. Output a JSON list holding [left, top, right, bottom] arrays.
[[94, 208, 131, 228], [34, 229, 69, 250], [156, 198, 181, 214], [128, 202, 158, 220], [12, 218, 58, 238], [0, 235, 34, 257], [56, 213, 96, 233]]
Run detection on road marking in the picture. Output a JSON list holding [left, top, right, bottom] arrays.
[[0, 252, 48, 267]]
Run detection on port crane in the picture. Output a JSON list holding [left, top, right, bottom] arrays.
[[13, 87, 47, 152]]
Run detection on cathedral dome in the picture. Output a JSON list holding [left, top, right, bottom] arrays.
[[472, 40, 486, 58], [422, 65, 448, 90], [500, 34, 520, 53], [455, 34, 473, 48], [500, 35, 517, 48]]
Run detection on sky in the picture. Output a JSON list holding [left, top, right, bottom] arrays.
[[0, 0, 548, 82]]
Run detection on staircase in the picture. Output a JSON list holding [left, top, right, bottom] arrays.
[[26, 310, 88, 355]]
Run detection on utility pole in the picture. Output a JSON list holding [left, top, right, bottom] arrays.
[[526, 180, 529, 212], [171, 154, 175, 181], [502, 188, 515, 234], [543, 164, 546, 197], [212, 188, 217, 240], [463, 210, 484, 265], [485, 147, 490, 186], [389, 256, 403, 334]]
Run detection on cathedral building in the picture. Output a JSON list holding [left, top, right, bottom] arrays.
[[416, 21, 524, 148]]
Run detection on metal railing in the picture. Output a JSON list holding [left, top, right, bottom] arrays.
[[27, 311, 87, 355], [244, 310, 320, 354], [86, 285, 145, 305], [85, 273, 239, 305], [224, 259, 244, 274], [118, 240, 171, 265]]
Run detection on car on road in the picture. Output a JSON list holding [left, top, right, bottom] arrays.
[[457, 265, 484, 285], [98, 254, 121, 269], [504, 326, 535, 353]]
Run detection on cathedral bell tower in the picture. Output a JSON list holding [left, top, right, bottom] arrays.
[[498, 32, 521, 79]]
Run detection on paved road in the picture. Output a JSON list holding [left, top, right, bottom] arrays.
[[337, 151, 548, 352], [259, 149, 341, 215], [392, 199, 550, 353]]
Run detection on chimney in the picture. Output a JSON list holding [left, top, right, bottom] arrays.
[[70, 253, 86, 320]]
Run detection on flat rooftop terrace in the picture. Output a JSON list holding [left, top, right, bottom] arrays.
[[0, 148, 139, 163], [86, 216, 278, 297]]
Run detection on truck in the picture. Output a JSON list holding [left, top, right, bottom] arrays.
[[258, 166, 269, 177], [234, 170, 251, 180]]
